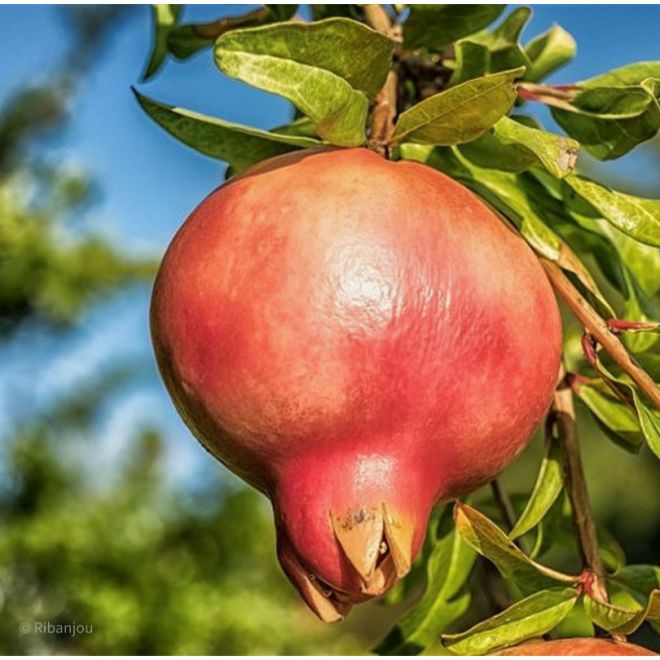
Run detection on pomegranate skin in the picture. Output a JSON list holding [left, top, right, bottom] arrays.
[[495, 637, 657, 655], [151, 147, 562, 619]]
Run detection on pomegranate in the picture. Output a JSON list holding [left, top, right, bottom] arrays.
[[151, 147, 562, 620], [496, 637, 656, 655]]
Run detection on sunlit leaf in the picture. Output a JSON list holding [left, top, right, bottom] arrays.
[[214, 19, 394, 146], [454, 502, 575, 594], [461, 116, 579, 178], [403, 5, 505, 51], [583, 61, 660, 88], [374, 506, 477, 655], [524, 24, 576, 82], [509, 437, 564, 540], [442, 587, 578, 655], [563, 175, 660, 248], [133, 91, 318, 174], [392, 67, 523, 145]]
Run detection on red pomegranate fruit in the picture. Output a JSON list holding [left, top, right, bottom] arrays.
[[496, 637, 657, 655], [151, 147, 562, 620]]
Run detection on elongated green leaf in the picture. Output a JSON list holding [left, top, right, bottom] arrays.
[[216, 18, 393, 97], [375, 506, 477, 655], [449, 9, 531, 85], [393, 67, 524, 145], [404, 5, 505, 51], [214, 19, 393, 146], [620, 268, 660, 354], [134, 91, 318, 174], [574, 378, 644, 451], [510, 438, 564, 540], [454, 502, 575, 594], [583, 61, 660, 88], [590, 356, 660, 459], [461, 116, 579, 178], [550, 75, 660, 160], [564, 175, 660, 248], [442, 587, 578, 655], [524, 24, 576, 82], [584, 589, 660, 635], [610, 565, 660, 600], [143, 5, 182, 80]]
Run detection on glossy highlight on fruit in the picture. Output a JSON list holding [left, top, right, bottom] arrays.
[[151, 147, 562, 620], [496, 637, 657, 655]]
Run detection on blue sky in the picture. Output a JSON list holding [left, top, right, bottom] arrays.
[[1, 4, 659, 487]]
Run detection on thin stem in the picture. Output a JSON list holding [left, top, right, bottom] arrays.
[[541, 259, 660, 410], [363, 5, 399, 155], [490, 479, 516, 531], [552, 372, 608, 603]]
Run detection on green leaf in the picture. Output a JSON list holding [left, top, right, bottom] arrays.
[[461, 116, 579, 178], [620, 269, 660, 354], [133, 90, 318, 174], [583, 61, 660, 88], [549, 72, 660, 160], [524, 25, 576, 82], [574, 378, 645, 451], [392, 67, 524, 145], [449, 8, 531, 86], [403, 5, 505, 51], [374, 506, 477, 655], [509, 438, 564, 540], [441, 587, 578, 655], [214, 19, 394, 146], [453, 502, 576, 594], [143, 5, 182, 80], [563, 175, 660, 248], [590, 356, 660, 459], [584, 589, 660, 635], [265, 5, 298, 21], [610, 565, 660, 600]]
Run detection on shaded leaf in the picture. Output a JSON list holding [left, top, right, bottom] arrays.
[[563, 174, 660, 247], [590, 355, 660, 459], [461, 116, 579, 178], [442, 587, 578, 655], [574, 378, 645, 451], [509, 437, 564, 540], [584, 589, 660, 635], [454, 502, 575, 594], [214, 19, 394, 146], [374, 506, 477, 655], [524, 24, 576, 82], [133, 91, 318, 174], [449, 8, 531, 86], [143, 5, 182, 80], [392, 67, 524, 145], [610, 565, 660, 600], [404, 5, 505, 51]]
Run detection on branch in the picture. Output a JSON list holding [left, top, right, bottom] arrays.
[[541, 259, 660, 409], [552, 372, 609, 604], [363, 5, 399, 155], [193, 7, 270, 39]]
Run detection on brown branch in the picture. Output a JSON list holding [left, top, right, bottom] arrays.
[[192, 7, 271, 40], [541, 259, 660, 410], [363, 5, 399, 155], [552, 372, 608, 604]]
